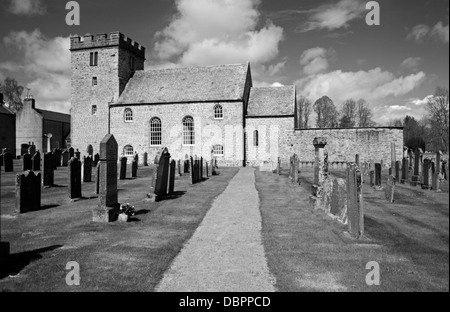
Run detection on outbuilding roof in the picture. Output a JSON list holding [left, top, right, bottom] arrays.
[[36, 109, 71, 123], [247, 86, 296, 116]]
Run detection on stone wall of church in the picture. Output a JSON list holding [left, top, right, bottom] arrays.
[[109, 101, 246, 166]]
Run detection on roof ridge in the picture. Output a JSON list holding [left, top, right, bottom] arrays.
[[143, 62, 248, 73]]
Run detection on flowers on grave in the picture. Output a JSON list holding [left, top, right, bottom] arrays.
[[119, 203, 136, 217]]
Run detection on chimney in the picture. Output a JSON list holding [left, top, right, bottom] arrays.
[[24, 95, 36, 109]]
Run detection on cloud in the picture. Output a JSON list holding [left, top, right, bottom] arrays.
[[409, 95, 433, 106], [253, 81, 285, 87], [407, 22, 449, 44], [1, 29, 71, 113], [300, 47, 330, 75], [298, 0, 366, 32], [153, 0, 284, 73], [8, 0, 46, 16], [400, 57, 422, 71]]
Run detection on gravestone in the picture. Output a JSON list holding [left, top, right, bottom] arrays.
[[43, 152, 54, 187], [375, 163, 381, 186], [147, 149, 162, 201], [93, 134, 118, 222], [28, 144, 36, 156], [93, 153, 100, 167], [119, 157, 127, 180], [68, 157, 82, 199], [22, 153, 32, 171], [32, 151, 41, 171], [0, 154, 3, 167], [3, 152, 13, 173], [15, 171, 41, 214], [62, 150, 69, 167], [390, 142, 396, 170], [395, 161, 401, 183], [51, 151, 58, 170], [443, 161, 448, 181], [355, 154, 360, 167], [200, 157, 204, 181], [87, 144, 94, 157], [330, 178, 347, 223], [190, 156, 195, 184], [346, 163, 364, 239], [68, 147, 74, 158], [132, 158, 138, 178], [1, 167, 11, 265], [168, 160, 176, 194], [411, 148, 421, 186], [154, 148, 171, 197], [401, 158, 408, 184], [83, 156, 93, 182], [184, 155, 190, 174], [312, 137, 327, 197], [75, 149, 81, 159], [143, 152, 148, 166], [277, 157, 281, 175], [293, 154, 299, 185], [206, 161, 209, 177], [177, 159, 182, 176], [432, 151, 442, 192], [54, 149, 62, 168], [385, 175, 396, 203], [369, 170, 374, 187], [96, 162, 100, 195], [422, 159, 431, 190]]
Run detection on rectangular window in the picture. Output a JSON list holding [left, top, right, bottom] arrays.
[[129, 56, 135, 71], [92, 105, 97, 116], [213, 145, 224, 156], [92, 77, 98, 86], [90, 52, 98, 66]]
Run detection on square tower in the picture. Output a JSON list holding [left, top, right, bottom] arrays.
[[70, 32, 145, 153]]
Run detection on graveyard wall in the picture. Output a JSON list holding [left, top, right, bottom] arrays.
[[0, 109, 15, 154], [109, 101, 245, 166], [15, 100, 43, 157], [291, 127, 404, 164], [70, 32, 145, 155]]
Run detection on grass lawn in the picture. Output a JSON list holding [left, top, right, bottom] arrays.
[[0, 160, 238, 291], [256, 167, 449, 292]]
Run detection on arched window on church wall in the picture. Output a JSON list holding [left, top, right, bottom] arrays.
[[183, 116, 195, 145], [150, 117, 162, 146]]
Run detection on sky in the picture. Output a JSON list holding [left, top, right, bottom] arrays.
[[0, 0, 448, 126]]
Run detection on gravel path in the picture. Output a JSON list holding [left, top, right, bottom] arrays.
[[156, 167, 276, 292]]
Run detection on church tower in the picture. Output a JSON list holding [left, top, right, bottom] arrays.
[[70, 32, 145, 153]]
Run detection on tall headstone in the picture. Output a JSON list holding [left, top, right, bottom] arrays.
[[119, 157, 127, 180], [355, 154, 360, 167], [369, 170, 374, 187], [190, 156, 195, 184], [143, 152, 148, 167], [75, 149, 81, 159], [43, 152, 54, 187], [28, 144, 36, 157], [312, 137, 327, 197], [93, 134, 118, 222], [277, 157, 281, 175], [83, 156, 93, 182], [177, 159, 182, 176], [422, 159, 431, 190], [68, 147, 74, 159], [155, 148, 171, 196], [87, 144, 94, 157], [390, 143, 396, 170], [395, 161, 401, 183], [432, 151, 442, 192], [32, 151, 41, 171], [385, 175, 396, 203], [62, 150, 69, 167], [442, 161, 448, 181], [401, 158, 408, 184], [200, 157, 204, 181], [346, 163, 364, 239], [0, 153, 3, 167], [54, 149, 62, 168], [15, 171, 41, 213], [96, 162, 100, 195], [293, 154, 299, 185], [168, 159, 176, 194], [206, 161, 209, 177], [93, 153, 100, 167], [1, 166, 11, 265], [375, 163, 382, 186], [3, 152, 13, 173], [184, 155, 190, 174], [68, 157, 82, 199], [132, 157, 138, 178], [22, 153, 32, 171]]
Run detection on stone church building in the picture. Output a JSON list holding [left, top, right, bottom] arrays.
[[70, 32, 403, 166]]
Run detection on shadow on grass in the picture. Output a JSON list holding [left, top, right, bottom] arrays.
[[157, 191, 187, 202], [0, 245, 63, 280], [135, 209, 150, 216]]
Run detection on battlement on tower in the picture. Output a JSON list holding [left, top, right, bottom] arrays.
[[70, 31, 145, 59]]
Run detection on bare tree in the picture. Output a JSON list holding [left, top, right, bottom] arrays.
[[427, 87, 449, 152], [314, 96, 339, 128], [339, 99, 357, 128], [0, 77, 24, 113], [297, 96, 312, 129], [357, 99, 375, 127]]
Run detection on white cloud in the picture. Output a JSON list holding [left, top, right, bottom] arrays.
[[253, 81, 285, 87], [153, 0, 284, 72], [299, 0, 366, 32], [407, 24, 431, 43], [432, 21, 449, 44], [8, 0, 46, 16], [1, 29, 71, 113], [300, 47, 330, 75], [400, 57, 422, 71], [409, 95, 433, 106], [407, 22, 449, 44]]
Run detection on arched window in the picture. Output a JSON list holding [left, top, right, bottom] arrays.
[[213, 144, 224, 156], [253, 130, 259, 147], [123, 145, 134, 156], [214, 104, 223, 119], [124, 108, 133, 122], [183, 116, 195, 145], [150, 117, 162, 146]]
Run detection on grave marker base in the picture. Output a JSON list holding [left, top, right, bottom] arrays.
[[92, 205, 118, 223]]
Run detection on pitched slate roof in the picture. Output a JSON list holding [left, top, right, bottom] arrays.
[[115, 63, 250, 104], [0, 104, 14, 115], [247, 86, 296, 116], [36, 109, 71, 123]]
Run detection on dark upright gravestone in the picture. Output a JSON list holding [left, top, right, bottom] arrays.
[[385, 175, 396, 203], [147, 149, 163, 202], [422, 159, 431, 190], [177, 159, 182, 176], [96, 162, 100, 195], [22, 153, 32, 171], [200, 157, 204, 181], [395, 161, 401, 183], [83, 156, 93, 182], [32, 151, 41, 171], [190, 156, 195, 184], [131, 158, 138, 178], [75, 149, 81, 159], [168, 159, 176, 195], [369, 170, 374, 187], [346, 164, 364, 239], [62, 150, 69, 167], [3, 152, 13, 173], [155, 148, 170, 196], [0, 153, 3, 167], [411, 148, 421, 187], [120, 157, 127, 180], [55, 149, 62, 168], [87, 144, 94, 157], [355, 154, 360, 167], [93, 134, 118, 222], [143, 152, 148, 166], [51, 152, 58, 170], [375, 163, 381, 186], [68, 157, 82, 199], [93, 153, 100, 167], [443, 161, 448, 181], [206, 161, 209, 177], [43, 152, 54, 187], [401, 158, 408, 184], [28, 144, 36, 156], [1, 167, 11, 265], [184, 159, 190, 174], [277, 157, 281, 175], [68, 147, 74, 159], [15, 171, 41, 213], [432, 151, 442, 192]]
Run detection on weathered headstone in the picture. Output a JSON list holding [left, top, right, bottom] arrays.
[[62, 150, 69, 167], [22, 153, 32, 171], [355, 154, 360, 167], [3, 152, 13, 173], [385, 175, 396, 203], [0, 153, 3, 167], [93, 134, 118, 222], [119, 157, 127, 180], [168, 160, 176, 194], [401, 158, 408, 184], [200, 157, 204, 181], [422, 159, 431, 190], [15, 171, 41, 213], [75, 149, 81, 159], [83, 156, 93, 182], [68, 157, 82, 199], [96, 162, 100, 195], [68, 147, 74, 158], [54, 149, 62, 168], [329, 178, 347, 223], [155, 148, 171, 196], [443, 161, 448, 181], [28, 144, 36, 157], [346, 163, 364, 239], [93, 153, 100, 167], [43, 152, 54, 187], [312, 137, 327, 197], [190, 156, 195, 184], [395, 161, 401, 183], [277, 157, 281, 175], [143, 152, 148, 166], [390, 143, 396, 170], [87, 144, 94, 157], [131, 158, 138, 178], [411, 148, 421, 186], [369, 170, 374, 187], [206, 161, 209, 177], [1, 167, 11, 265], [177, 159, 182, 176], [293, 154, 299, 185], [184, 155, 190, 174], [32, 151, 41, 171], [375, 163, 381, 186]]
